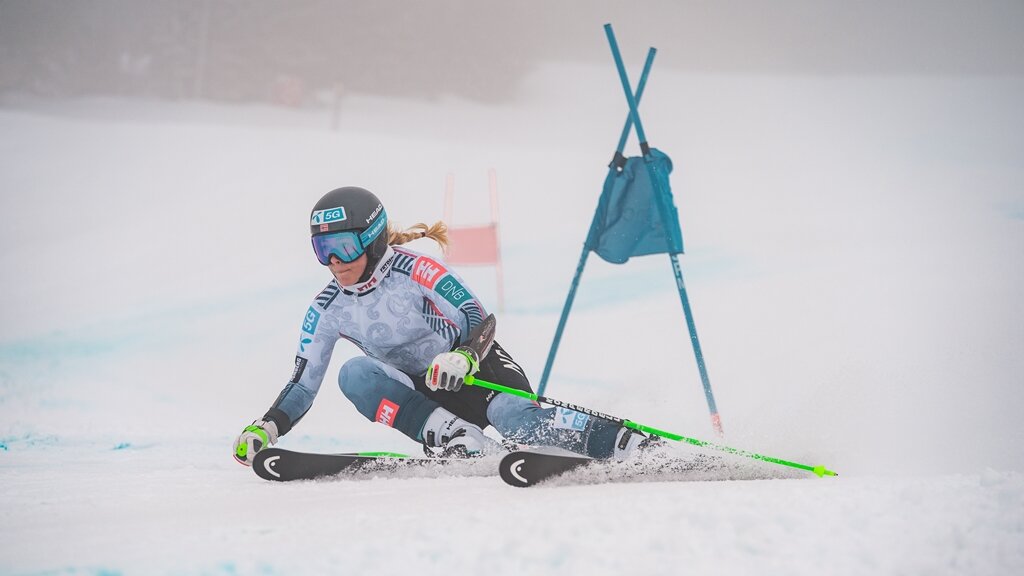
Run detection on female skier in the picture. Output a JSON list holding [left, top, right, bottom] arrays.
[[233, 186, 647, 465]]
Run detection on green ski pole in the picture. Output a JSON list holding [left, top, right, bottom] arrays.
[[464, 375, 837, 478]]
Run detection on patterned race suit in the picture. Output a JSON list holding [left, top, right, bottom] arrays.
[[260, 245, 623, 458]]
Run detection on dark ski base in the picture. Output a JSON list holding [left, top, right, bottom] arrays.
[[499, 449, 747, 487], [253, 447, 447, 482], [500, 450, 594, 487]]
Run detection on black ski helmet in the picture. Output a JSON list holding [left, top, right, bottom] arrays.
[[309, 186, 389, 277]]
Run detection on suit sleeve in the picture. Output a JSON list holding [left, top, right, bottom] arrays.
[[262, 299, 341, 436]]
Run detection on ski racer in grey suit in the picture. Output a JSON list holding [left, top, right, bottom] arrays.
[[234, 186, 647, 465]]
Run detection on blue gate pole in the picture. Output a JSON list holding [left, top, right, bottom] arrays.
[[537, 243, 592, 396], [613, 47, 657, 159], [670, 254, 723, 435], [605, 23, 724, 436], [538, 46, 657, 396]]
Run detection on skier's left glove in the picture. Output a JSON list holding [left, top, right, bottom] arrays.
[[426, 347, 479, 392], [233, 419, 279, 466]]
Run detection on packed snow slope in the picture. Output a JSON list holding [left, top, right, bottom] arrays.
[[1, 63, 1022, 575]]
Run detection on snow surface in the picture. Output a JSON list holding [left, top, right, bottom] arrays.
[[1, 61, 1023, 575]]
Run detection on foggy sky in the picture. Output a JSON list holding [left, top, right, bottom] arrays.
[[1, 0, 1022, 105]]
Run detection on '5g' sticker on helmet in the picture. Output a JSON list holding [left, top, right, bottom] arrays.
[[311, 206, 347, 226]]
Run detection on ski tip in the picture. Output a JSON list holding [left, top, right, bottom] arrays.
[[498, 450, 592, 488]]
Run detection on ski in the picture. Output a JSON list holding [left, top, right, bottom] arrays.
[[252, 447, 468, 482], [499, 448, 793, 487], [499, 449, 594, 487]]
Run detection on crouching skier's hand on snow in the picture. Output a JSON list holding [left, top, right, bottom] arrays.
[[233, 419, 278, 466], [426, 347, 479, 392]]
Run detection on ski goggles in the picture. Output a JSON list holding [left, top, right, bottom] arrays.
[[312, 230, 366, 265]]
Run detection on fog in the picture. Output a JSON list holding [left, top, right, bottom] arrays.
[[2, 0, 1022, 105]]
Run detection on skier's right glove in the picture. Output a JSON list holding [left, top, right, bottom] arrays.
[[233, 419, 279, 466], [425, 347, 479, 392]]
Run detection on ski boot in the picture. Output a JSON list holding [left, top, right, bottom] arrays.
[[421, 408, 503, 458]]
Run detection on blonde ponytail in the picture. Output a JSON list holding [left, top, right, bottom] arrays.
[[387, 221, 450, 255]]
